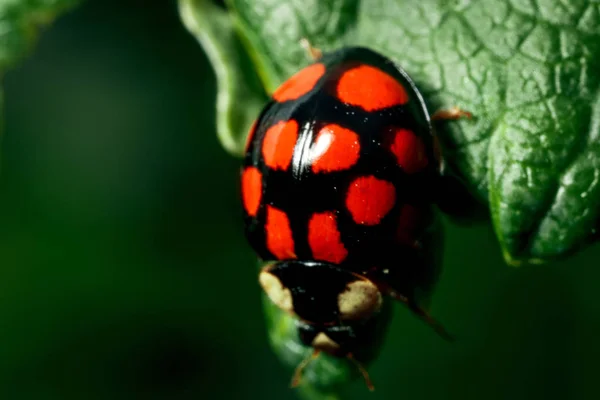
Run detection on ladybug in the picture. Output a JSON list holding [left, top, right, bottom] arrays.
[[241, 43, 470, 389]]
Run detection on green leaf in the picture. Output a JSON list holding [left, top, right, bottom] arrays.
[[0, 0, 82, 152], [0, 0, 81, 73], [179, 0, 268, 156], [183, 0, 600, 265]]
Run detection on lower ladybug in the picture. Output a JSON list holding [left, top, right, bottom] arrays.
[[241, 41, 470, 390]]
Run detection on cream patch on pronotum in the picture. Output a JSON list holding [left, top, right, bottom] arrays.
[[259, 271, 294, 313], [338, 280, 382, 320]]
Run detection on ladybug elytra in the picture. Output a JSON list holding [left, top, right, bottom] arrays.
[[241, 44, 469, 390]]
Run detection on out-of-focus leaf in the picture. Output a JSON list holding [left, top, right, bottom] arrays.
[[0, 0, 82, 152], [179, 0, 267, 156]]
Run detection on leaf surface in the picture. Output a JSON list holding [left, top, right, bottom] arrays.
[[183, 0, 600, 264]]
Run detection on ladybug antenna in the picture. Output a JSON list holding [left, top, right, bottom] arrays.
[[290, 349, 321, 388], [347, 353, 375, 391], [300, 38, 322, 61]]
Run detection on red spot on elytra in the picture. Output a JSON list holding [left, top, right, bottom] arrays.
[[345, 176, 396, 225], [273, 63, 326, 102], [336, 65, 409, 111], [262, 120, 299, 170], [311, 124, 360, 173], [266, 206, 296, 260], [241, 167, 262, 217], [308, 212, 348, 264], [244, 119, 258, 153], [387, 128, 428, 174]]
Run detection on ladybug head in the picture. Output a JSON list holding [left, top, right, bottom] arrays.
[[258, 260, 383, 325], [294, 312, 388, 358]]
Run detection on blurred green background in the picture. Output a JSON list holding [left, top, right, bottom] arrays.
[[1, 1, 600, 399]]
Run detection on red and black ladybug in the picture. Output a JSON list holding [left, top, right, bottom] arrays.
[[241, 42, 470, 389]]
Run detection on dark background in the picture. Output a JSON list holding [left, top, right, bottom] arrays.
[[1, 1, 599, 399]]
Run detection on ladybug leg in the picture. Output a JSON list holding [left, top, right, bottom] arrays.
[[386, 291, 454, 342], [299, 38, 322, 60], [431, 106, 473, 121], [347, 353, 375, 391], [290, 349, 321, 388], [408, 303, 455, 342], [430, 106, 472, 177]]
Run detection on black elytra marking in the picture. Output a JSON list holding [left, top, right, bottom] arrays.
[[243, 47, 441, 304]]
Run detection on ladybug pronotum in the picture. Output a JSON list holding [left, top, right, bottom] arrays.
[[241, 43, 470, 390]]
